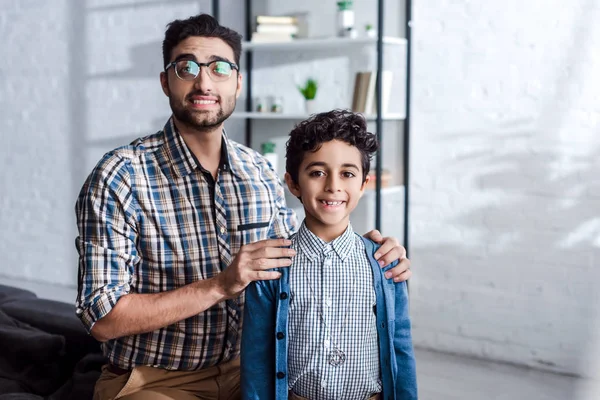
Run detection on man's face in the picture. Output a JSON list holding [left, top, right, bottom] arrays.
[[160, 36, 242, 133], [285, 140, 369, 242]]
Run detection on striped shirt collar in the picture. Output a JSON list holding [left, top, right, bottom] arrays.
[[296, 221, 356, 262], [163, 117, 242, 179]]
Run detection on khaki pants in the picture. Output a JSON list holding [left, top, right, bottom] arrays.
[[93, 358, 240, 400], [288, 391, 381, 400]]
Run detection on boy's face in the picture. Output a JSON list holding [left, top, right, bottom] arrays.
[[285, 139, 369, 242]]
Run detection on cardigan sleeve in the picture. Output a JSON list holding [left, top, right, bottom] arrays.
[[241, 279, 278, 400], [393, 279, 418, 399]]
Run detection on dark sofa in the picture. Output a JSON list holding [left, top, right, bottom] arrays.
[[0, 285, 106, 400]]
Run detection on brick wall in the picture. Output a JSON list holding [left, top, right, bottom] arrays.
[[409, 0, 600, 377]]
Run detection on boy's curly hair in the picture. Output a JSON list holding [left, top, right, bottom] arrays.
[[285, 109, 379, 184]]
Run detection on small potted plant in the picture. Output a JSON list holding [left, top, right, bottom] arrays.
[[365, 23, 377, 38], [297, 78, 318, 114]]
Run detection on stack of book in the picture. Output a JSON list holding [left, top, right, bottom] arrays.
[[252, 15, 299, 43], [351, 70, 393, 115]]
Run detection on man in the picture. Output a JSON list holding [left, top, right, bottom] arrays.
[[75, 14, 412, 400]]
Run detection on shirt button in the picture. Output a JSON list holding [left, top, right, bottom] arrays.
[[324, 339, 330, 348], [276, 332, 285, 340], [324, 297, 331, 307], [220, 226, 226, 234], [276, 372, 285, 379], [280, 292, 288, 300]]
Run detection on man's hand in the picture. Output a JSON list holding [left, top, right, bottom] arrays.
[[363, 230, 412, 283], [215, 238, 295, 299]]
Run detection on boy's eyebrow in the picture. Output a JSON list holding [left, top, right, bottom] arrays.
[[304, 161, 360, 170]]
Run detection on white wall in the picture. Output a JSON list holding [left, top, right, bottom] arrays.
[[409, 0, 600, 378], [0, 0, 244, 302]]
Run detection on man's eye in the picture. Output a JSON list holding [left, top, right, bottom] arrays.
[[309, 171, 325, 177], [342, 172, 356, 178]]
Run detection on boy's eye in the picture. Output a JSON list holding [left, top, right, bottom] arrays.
[[342, 171, 356, 178], [309, 170, 325, 177]]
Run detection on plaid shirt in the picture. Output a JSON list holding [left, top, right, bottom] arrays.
[[287, 223, 382, 399], [75, 117, 297, 370]]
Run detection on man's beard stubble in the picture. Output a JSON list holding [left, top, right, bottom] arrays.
[[169, 93, 236, 133]]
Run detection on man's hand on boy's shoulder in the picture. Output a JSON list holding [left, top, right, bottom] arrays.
[[363, 230, 412, 283]]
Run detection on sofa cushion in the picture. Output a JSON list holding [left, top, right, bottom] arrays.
[[0, 286, 36, 307], [0, 309, 66, 395]]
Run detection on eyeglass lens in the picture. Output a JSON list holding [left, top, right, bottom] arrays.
[[174, 60, 233, 81]]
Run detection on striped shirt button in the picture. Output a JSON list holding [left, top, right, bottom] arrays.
[[220, 226, 226, 234]]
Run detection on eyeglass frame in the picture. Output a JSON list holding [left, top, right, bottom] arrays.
[[164, 58, 239, 82]]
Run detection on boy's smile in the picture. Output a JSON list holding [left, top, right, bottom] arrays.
[[285, 140, 369, 242]]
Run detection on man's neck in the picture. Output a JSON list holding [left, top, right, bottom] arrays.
[[175, 121, 223, 178]]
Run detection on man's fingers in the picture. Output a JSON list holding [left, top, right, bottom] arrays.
[[374, 237, 404, 265], [251, 257, 293, 270], [384, 259, 412, 282], [363, 229, 383, 243], [253, 270, 283, 281], [242, 238, 291, 252], [250, 245, 296, 260]]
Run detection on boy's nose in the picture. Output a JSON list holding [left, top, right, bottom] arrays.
[[325, 176, 342, 192]]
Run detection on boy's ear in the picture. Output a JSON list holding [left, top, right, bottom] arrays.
[[284, 172, 301, 198], [359, 174, 370, 196]]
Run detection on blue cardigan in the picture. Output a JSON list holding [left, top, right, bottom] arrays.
[[240, 235, 418, 400]]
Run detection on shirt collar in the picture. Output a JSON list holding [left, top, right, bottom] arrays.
[[296, 221, 356, 262], [162, 117, 238, 179]]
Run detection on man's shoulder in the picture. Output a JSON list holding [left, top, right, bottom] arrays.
[[86, 131, 164, 187], [95, 132, 164, 170]]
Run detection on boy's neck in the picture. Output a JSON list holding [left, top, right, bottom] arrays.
[[303, 218, 350, 243]]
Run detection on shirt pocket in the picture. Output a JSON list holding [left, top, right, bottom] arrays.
[[236, 220, 272, 247]]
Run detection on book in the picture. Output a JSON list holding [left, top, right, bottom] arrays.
[[251, 32, 294, 43], [256, 15, 298, 25], [351, 70, 393, 114], [256, 24, 299, 35]]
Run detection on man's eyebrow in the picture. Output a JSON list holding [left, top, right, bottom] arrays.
[[207, 54, 234, 64], [171, 54, 234, 64], [173, 53, 197, 62]]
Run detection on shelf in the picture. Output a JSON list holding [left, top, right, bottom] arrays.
[[243, 36, 407, 52], [231, 112, 405, 121]]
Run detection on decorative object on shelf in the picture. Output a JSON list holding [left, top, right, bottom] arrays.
[[365, 23, 377, 38], [270, 96, 284, 113], [336, 1, 356, 38], [255, 97, 266, 112], [297, 78, 318, 114], [261, 141, 278, 173]]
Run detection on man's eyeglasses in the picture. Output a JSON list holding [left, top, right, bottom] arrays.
[[165, 59, 239, 82]]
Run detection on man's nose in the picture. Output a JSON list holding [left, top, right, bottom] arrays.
[[193, 66, 215, 92]]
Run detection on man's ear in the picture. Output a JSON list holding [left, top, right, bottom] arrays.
[[235, 72, 243, 99], [284, 172, 301, 198], [160, 72, 170, 97]]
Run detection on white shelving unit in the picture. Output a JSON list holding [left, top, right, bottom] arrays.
[[242, 36, 407, 52], [231, 111, 406, 120]]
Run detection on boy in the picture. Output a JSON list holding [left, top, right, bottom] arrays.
[[240, 109, 417, 400]]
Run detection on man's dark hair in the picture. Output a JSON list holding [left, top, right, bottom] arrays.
[[162, 14, 243, 68], [285, 109, 379, 184]]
